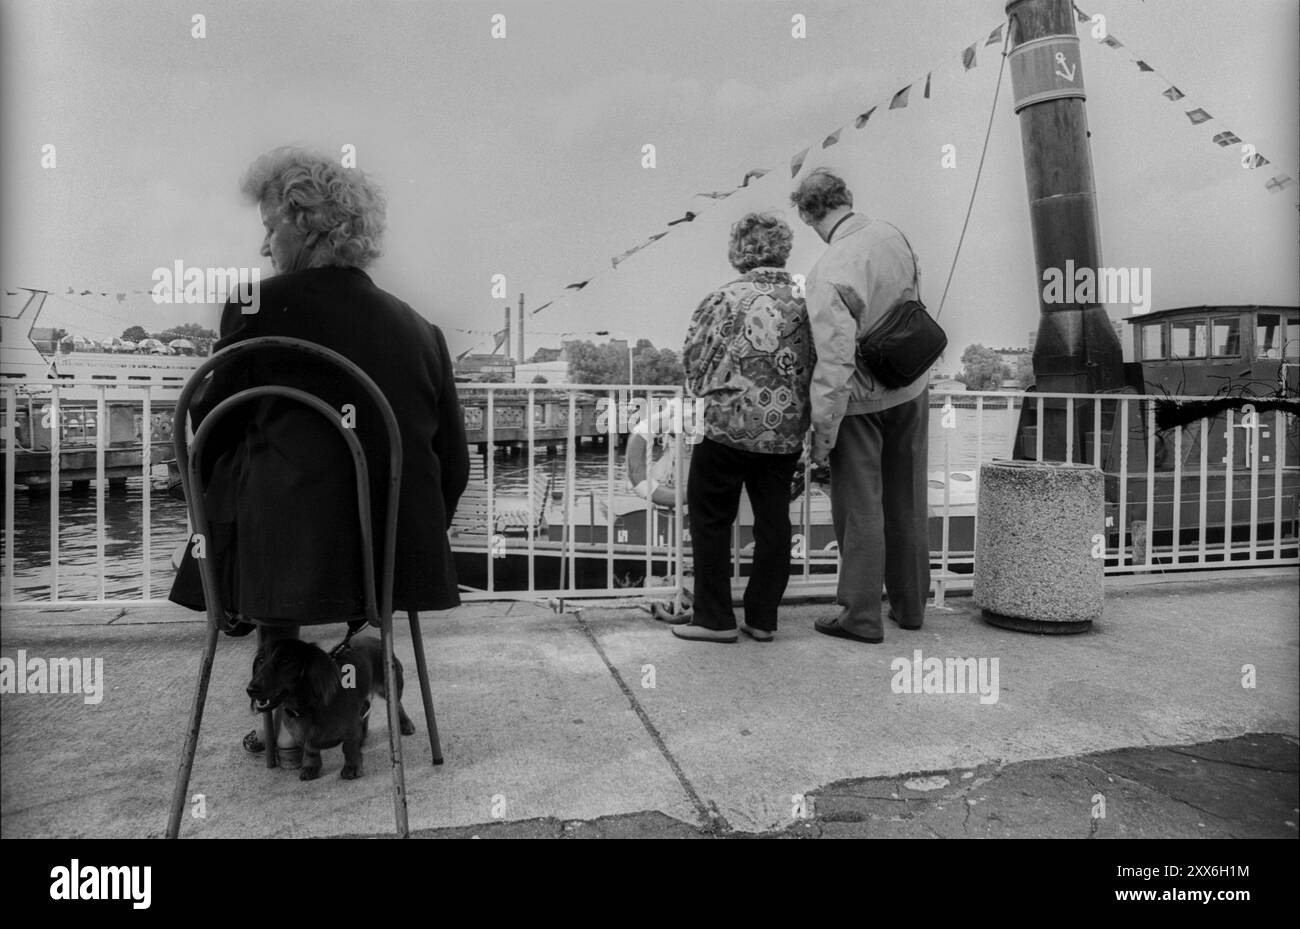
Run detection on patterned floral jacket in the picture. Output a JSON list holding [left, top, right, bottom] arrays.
[[682, 268, 813, 455]]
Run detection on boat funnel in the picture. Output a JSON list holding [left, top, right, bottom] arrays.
[[1006, 0, 1125, 397]]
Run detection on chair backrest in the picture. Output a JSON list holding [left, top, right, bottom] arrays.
[[172, 337, 402, 628]]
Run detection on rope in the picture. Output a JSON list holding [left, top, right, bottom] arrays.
[[935, 18, 1013, 321]]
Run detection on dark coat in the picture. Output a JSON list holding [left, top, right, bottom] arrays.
[[168, 266, 469, 621]]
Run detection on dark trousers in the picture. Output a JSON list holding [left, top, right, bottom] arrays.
[[687, 437, 800, 631], [829, 389, 930, 638]]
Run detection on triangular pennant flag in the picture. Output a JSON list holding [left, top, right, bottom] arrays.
[[821, 128, 842, 149], [986, 25, 1002, 46], [1264, 174, 1295, 193], [695, 190, 733, 199], [1251, 153, 1270, 168], [116, 293, 125, 302], [667, 211, 698, 226], [854, 106, 877, 129], [66, 287, 74, 294], [923, 72, 931, 99], [1211, 131, 1241, 146], [565, 279, 591, 290], [611, 233, 667, 268], [962, 44, 976, 70], [80, 290, 92, 295], [790, 148, 809, 177], [490, 328, 509, 353], [890, 85, 911, 109], [455, 346, 475, 362], [1135, 60, 1153, 72], [1185, 108, 1212, 125], [1075, 6, 1091, 23], [1100, 35, 1123, 49], [741, 168, 768, 187], [530, 300, 554, 316], [1162, 86, 1184, 101]]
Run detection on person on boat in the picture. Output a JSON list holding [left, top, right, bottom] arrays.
[[168, 146, 468, 763], [793, 168, 929, 645], [625, 395, 697, 508], [624, 395, 699, 623], [670, 212, 813, 644]]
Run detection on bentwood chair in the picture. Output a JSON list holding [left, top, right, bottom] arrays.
[[165, 337, 444, 838]]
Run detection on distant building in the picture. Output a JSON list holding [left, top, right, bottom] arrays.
[[992, 347, 1030, 368], [514, 360, 570, 384], [528, 347, 564, 364], [1027, 330, 1036, 352], [514, 344, 571, 383], [454, 353, 515, 382]]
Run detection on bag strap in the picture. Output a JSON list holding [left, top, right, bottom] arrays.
[[886, 222, 923, 304], [856, 223, 924, 344]]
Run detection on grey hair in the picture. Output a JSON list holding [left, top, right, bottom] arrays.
[[789, 168, 853, 223], [728, 212, 794, 272], [240, 146, 386, 269]]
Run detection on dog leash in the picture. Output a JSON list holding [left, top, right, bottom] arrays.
[[327, 626, 362, 660], [327, 626, 374, 721]]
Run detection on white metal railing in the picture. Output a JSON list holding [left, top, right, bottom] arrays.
[[2, 382, 1296, 608], [2, 381, 182, 606], [453, 383, 687, 606]]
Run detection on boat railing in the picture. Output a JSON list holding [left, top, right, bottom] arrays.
[[2, 380, 1297, 607]]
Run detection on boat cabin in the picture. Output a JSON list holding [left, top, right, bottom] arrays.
[[1125, 305, 1299, 397]]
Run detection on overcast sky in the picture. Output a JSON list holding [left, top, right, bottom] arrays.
[[2, 0, 1296, 361]]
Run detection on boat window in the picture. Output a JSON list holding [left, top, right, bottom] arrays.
[[1170, 319, 1207, 359], [1287, 318, 1300, 360], [1255, 313, 1292, 360], [1139, 322, 1166, 360], [1211, 317, 1240, 357]]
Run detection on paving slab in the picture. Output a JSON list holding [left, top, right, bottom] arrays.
[[582, 571, 1298, 832], [1, 570, 1295, 838], [0, 603, 696, 838]]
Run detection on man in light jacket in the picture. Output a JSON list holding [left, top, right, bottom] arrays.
[[792, 168, 929, 644]]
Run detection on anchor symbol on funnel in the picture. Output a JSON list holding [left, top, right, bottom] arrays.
[[1054, 52, 1077, 81]]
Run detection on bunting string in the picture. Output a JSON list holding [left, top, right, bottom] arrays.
[[505, 15, 1013, 348], [1074, 4, 1295, 200], [515, 4, 1294, 346]]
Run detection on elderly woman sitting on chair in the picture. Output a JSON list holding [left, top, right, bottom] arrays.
[[169, 147, 469, 765]]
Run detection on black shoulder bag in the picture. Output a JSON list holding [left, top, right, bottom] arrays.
[[856, 231, 947, 389]]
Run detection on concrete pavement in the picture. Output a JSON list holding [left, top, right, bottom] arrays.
[[1, 568, 1296, 838]]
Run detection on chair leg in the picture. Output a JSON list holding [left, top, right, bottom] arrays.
[[382, 612, 409, 837], [257, 626, 278, 768], [263, 710, 278, 769], [407, 610, 444, 765], [166, 620, 220, 838]]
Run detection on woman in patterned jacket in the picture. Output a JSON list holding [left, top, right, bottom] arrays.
[[672, 212, 813, 643]]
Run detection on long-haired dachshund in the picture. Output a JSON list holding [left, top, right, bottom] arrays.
[[246, 637, 416, 781]]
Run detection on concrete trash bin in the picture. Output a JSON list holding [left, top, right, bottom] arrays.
[[974, 459, 1105, 633]]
